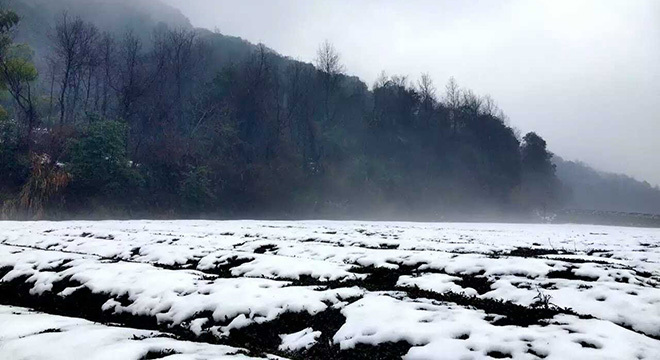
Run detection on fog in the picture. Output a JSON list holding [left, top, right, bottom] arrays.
[[162, 0, 660, 186]]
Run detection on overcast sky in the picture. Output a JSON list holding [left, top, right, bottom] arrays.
[[162, 0, 660, 186]]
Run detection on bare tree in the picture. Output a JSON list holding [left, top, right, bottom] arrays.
[[445, 77, 461, 133], [285, 60, 318, 166], [417, 73, 436, 127], [373, 70, 388, 89], [314, 40, 344, 122], [97, 33, 115, 117], [417, 73, 436, 104], [51, 13, 99, 125], [315, 40, 344, 76], [390, 74, 408, 88], [113, 30, 143, 120], [480, 94, 506, 119], [161, 27, 198, 124], [444, 76, 461, 109], [461, 89, 482, 115]]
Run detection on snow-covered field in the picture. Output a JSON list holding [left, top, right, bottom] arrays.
[[0, 220, 658, 359]]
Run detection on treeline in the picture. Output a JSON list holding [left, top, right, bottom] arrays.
[[0, 6, 565, 219]]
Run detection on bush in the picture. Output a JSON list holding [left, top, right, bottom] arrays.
[[65, 119, 142, 201], [2, 153, 69, 219]]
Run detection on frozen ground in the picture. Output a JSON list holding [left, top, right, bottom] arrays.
[[0, 220, 658, 359]]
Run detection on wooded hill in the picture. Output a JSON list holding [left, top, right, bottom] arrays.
[[3, 0, 649, 220]]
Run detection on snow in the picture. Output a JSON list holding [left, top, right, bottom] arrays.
[[199, 251, 360, 281], [0, 305, 268, 360], [397, 273, 479, 296], [335, 294, 659, 360], [278, 328, 321, 351], [0, 220, 659, 359], [0, 245, 362, 335]]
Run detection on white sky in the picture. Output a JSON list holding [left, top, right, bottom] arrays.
[[163, 0, 660, 185]]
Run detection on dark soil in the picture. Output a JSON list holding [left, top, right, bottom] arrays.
[[253, 244, 278, 254], [139, 349, 180, 360], [547, 268, 598, 282]]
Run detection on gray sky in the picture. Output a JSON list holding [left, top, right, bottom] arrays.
[[162, 0, 660, 186]]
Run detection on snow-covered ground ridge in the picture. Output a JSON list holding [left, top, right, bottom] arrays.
[[0, 220, 658, 359]]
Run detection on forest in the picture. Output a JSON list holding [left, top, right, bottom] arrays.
[[0, 0, 567, 219]]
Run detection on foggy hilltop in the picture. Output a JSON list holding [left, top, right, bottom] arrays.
[[1, 0, 659, 222]]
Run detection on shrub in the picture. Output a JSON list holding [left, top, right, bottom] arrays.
[[65, 119, 142, 200], [3, 153, 69, 219]]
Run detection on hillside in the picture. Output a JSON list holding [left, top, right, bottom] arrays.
[[0, 0, 655, 221], [555, 157, 660, 215]]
